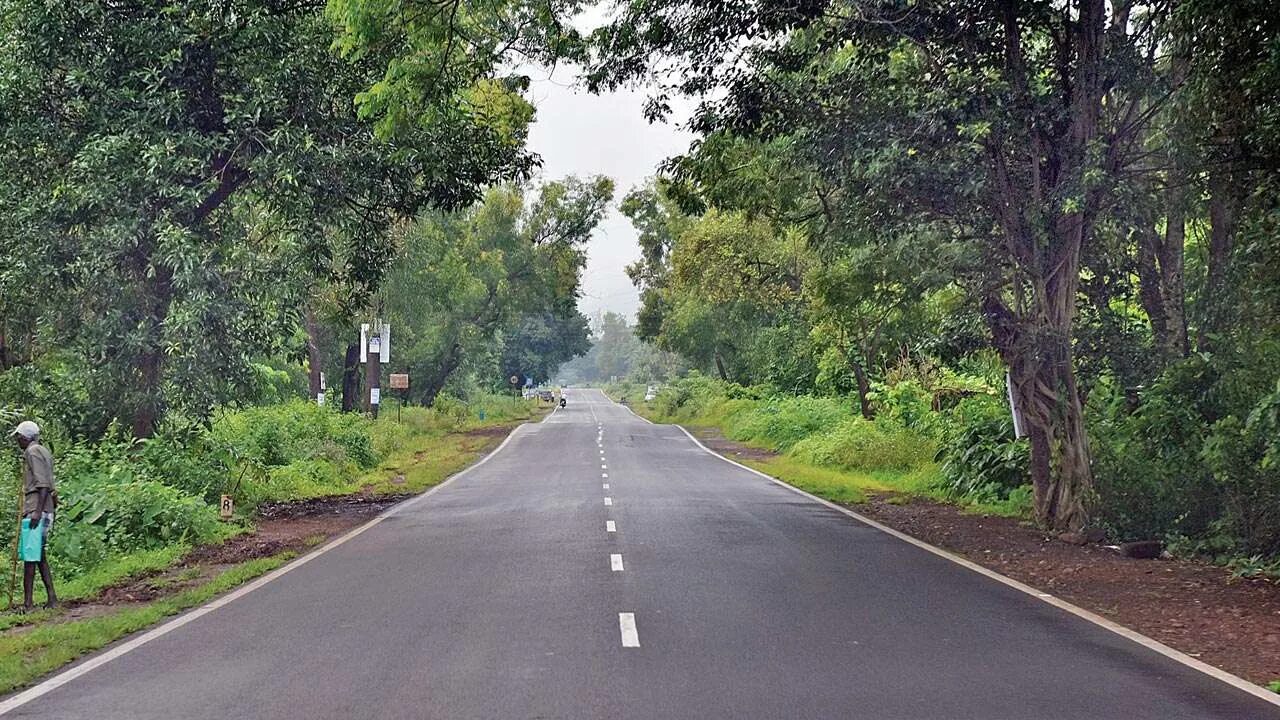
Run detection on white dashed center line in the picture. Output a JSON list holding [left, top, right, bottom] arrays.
[[610, 554, 624, 572], [601, 464, 608, 469], [606, 520, 616, 533], [619, 613, 640, 647], [602, 473, 609, 478], [604, 497, 613, 506], [603, 483, 610, 490]]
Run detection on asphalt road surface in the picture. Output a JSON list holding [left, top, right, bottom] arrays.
[[6, 388, 1279, 719]]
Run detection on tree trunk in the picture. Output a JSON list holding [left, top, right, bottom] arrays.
[[1159, 47, 1191, 358], [978, 0, 1101, 533], [1135, 222, 1170, 350], [1202, 167, 1242, 349], [850, 358, 873, 420], [420, 342, 463, 407], [341, 341, 361, 412], [1160, 189, 1189, 356], [713, 350, 729, 382], [129, 264, 174, 438], [985, 294, 1092, 532], [304, 308, 323, 399], [131, 348, 164, 438]]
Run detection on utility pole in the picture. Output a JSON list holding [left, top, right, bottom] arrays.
[[362, 321, 390, 419]]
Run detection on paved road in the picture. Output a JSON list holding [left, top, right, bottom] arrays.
[[6, 388, 1279, 719]]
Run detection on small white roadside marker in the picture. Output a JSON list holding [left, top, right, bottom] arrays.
[[610, 554, 624, 572], [604, 497, 612, 506], [619, 613, 640, 647], [606, 520, 616, 533]]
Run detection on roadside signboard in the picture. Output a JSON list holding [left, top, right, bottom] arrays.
[[389, 373, 410, 390]]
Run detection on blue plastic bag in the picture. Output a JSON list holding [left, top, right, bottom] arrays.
[[19, 519, 43, 562]]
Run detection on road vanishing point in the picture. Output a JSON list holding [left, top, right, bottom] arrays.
[[4, 389, 1279, 719]]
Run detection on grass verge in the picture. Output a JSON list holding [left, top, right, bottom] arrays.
[[0, 405, 540, 694], [624, 395, 1029, 519], [0, 552, 293, 694]]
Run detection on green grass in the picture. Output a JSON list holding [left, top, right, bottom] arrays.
[[739, 456, 941, 506], [0, 544, 196, 630], [0, 552, 293, 694], [629, 395, 1033, 519], [57, 545, 192, 603], [358, 411, 537, 496]]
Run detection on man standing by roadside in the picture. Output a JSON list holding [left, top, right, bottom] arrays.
[[15, 421, 56, 611]]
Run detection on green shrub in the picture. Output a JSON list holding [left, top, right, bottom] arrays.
[[790, 418, 936, 472], [937, 395, 1028, 502], [1201, 381, 1280, 555], [48, 438, 224, 577], [872, 379, 940, 436], [1090, 361, 1226, 544], [724, 395, 849, 451]]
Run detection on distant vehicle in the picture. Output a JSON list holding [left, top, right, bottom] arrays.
[[559, 397, 566, 408], [537, 390, 555, 402]]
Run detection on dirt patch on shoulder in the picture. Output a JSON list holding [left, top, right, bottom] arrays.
[[54, 493, 413, 620], [460, 424, 513, 440], [696, 426, 1280, 686]]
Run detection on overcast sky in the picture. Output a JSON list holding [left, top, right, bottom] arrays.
[[524, 62, 692, 326]]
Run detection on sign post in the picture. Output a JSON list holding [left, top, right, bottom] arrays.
[[389, 373, 410, 423]]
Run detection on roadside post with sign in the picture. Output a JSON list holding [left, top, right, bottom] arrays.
[[389, 372, 410, 422]]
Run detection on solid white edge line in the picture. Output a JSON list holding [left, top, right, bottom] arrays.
[[618, 612, 640, 647], [621, 403, 654, 425], [610, 553, 624, 572], [673, 423, 1280, 708], [0, 419, 537, 716]]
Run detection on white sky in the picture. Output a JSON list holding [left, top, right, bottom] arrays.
[[524, 62, 693, 324]]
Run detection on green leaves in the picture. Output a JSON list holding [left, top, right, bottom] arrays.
[[380, 176, 612, 401]]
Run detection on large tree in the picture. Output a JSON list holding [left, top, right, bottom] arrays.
[[0, 1, 537, 436], [589, 0, 1193, 531], [380, 176, 613, 405]]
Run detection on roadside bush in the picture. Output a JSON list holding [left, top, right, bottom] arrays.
[[872, 379, 940, 437], [790, 418, 936, 472], [50, 437, 225, 577], [210, 401, 382, 507], [936, 395, 1028, 502], [724, 395, 848, 452], [1090, 360, 1228, 544], [1201, 381, 1280, 556]]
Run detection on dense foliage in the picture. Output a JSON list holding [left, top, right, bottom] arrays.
[[589, 1, 1280, 552], [0, 0, 599, 599]]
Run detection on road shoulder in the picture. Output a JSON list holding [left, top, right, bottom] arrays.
[[0, 414, 537, 703], [682, 423, 1280, 700]]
